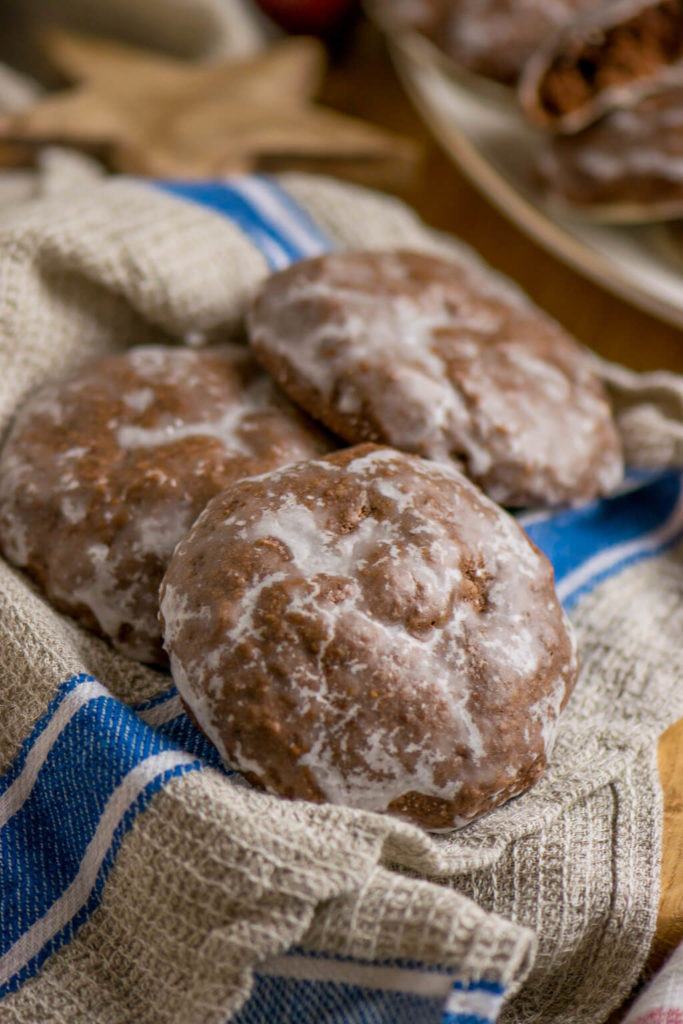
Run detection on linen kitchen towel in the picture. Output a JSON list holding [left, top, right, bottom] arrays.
[[0, 168, 683, 1024], [2, 1, 683, 1020]]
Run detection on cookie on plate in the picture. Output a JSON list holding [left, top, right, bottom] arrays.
[[160, 444, 578, 831], [248, 249, 623, 508], [519, 0, 683, 132], [537, 85, 683, 220], [0, 344, 334, 664], [375, 0, 596, 85]]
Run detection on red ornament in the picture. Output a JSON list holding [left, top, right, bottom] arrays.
[[253, 0, 357, 35]]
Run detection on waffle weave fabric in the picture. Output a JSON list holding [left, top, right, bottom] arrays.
[[2, 4, 683, 1024]]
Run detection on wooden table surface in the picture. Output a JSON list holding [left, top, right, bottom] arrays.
[[321, 11, 683, 977]]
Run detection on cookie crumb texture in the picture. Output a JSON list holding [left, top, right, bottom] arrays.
[[521, 0, 683, 131], [160, 445, 578, 831], [0, 345, 332, 664], [248, 249, 623, 508]]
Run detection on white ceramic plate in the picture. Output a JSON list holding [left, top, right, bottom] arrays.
[[369, 13, 683, 330]]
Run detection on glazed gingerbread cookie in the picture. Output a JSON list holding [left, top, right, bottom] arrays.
[[376, 0, 597, 85], [248, 249, 623, 508], [160, 444, 578, 831], [0, 344, 334, 664], [537, 85, 683, 219], [519, 0, 683, 132]]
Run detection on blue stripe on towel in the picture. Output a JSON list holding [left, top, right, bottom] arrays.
[[246, 173, 334, 253], [0, 673, 96, 797], [0, 674, 202, 997], [233, 948, 504, 1024], [442, 978, 506, 1024], [236, 974, 447, 1024], [519, 470, 683, 607], [131, 686, 236, 772], [154, 174, 334, 268], [153, 709, 231, 771]]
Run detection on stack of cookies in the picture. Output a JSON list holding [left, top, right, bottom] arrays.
[[0, 247, 624, 830], [381, 0, 683, 223]]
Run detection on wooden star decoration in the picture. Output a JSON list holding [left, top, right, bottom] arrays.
[[0, 30, 420, 187]]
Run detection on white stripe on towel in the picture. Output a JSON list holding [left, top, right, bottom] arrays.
[[230, 176, 330, 259], [0, 749, 197, 987], [0, 679, 109, 828], [259, 953, 456, 998], [557, 487, 683, 604]]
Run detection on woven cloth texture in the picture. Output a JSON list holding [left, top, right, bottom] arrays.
[[2, 3, 683, 1023]]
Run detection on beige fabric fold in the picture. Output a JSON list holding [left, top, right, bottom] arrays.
[[596, 355, 683, 468]]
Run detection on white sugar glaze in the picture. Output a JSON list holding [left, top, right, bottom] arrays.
[[161, 447, 578, 826], [250, 250, 623, 506], [537, 84, 683, 215], [445, 0, 591, 57], [0, 344, 331, 663]]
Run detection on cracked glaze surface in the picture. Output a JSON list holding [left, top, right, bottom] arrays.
[[248, 249, 623, 508], [0, 344, 333, 663], [160, 444, 578, 831]]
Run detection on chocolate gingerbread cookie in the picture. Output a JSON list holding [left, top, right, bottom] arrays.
[[0, 344, 333, 664], [248, 249, 623, 508], [376, 0, 597, 85], [160, 444, 578, 831], [519, 0, 683, 132], [537, 85, 683, 219]]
